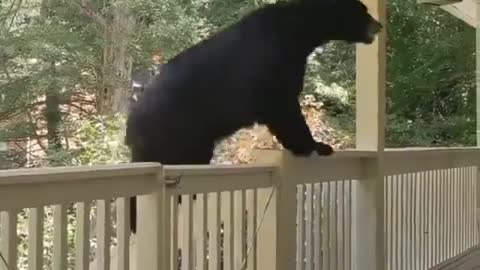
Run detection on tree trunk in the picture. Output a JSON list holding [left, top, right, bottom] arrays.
[[41, 0, 62, 151], [97, 2, 135, 115], [45, 64, 62, 150]]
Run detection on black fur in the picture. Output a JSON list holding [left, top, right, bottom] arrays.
[[126, 0, 382, 233]]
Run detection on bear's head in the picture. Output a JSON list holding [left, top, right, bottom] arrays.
[[327, 0, 382, 44], [302, 0, 382, 44]]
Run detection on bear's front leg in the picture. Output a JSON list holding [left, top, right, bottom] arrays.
[[263, 97, 334, 157]]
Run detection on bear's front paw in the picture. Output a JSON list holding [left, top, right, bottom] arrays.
[[314, 142, 334, 156]]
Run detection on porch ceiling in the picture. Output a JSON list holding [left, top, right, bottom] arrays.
[[417, 0, 476, 27]]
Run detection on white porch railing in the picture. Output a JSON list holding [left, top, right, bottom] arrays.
[[0, 148, 478, 270]]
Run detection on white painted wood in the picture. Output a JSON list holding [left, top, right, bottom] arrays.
[[331, 182, 337, 270], [116, 198, 130, 270], [188, 196, 194, 270], [313, 184, 321, 270], [246, 189, 257, 270], [0, 162, 161, 184], [53, 205, 68, 270], [305, 184, 313, 270], [322, 183, 329, 270], [195, 194, 206, 270], [427, 171, 436, 267], [0, 163, 161, 211], [339, 181, 350, 270], [0, 210, 18, 270], [413, 174, 419, 270], [255, 187, 276, 270], [229, 191, 235, 270], [399, 174, 405, 270], [220, 192, 232, 270], [97, 200, 111, 270], [408, 174, 414, 270], [75, 202, 90, 270], [172, 196, 179, 270], [233, 190, 245, 269], [457, 168, 462, 253], [233, 190, 243, 269], [296, 185, 304, 270], [352, 0, 386, 268], [207, 192, 220, 270], [201, 194, 208, 270], [136, 179, 167, 270], [416, 172, 428, 269], [448, 170, 453, 258], [469, 168, 475, 249], [28, 207, 44, 270], [434, 170, 440, 265], [275, 152, 299, 270]]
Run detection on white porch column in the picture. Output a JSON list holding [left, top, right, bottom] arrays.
[[352, 0, 387, 268]]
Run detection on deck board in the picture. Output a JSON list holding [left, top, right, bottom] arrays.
[[441, 248, 480, 270]]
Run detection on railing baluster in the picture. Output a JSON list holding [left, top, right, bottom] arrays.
[[333, 182, 338, 270], [399, 174, 405, 270], [195, 194, 206, 270], [0, 210, 18, 270], [28, 207, 44, 270], [346, 180, 352, 270], [447, 169, 452, 258], [230, 191, 235, 270], [338, 181, 345, 270], [116, 197, 130, 270], [322, 182, 329, 270], [97, 200, 111, 270], [393, 175, 399, 270], [53, 204, 67, 270], [75, 202, 90, 270], [305, 184, 313, 270], [172, 196, 179, 270], [314, 184, 321, 270], [326, 182, 331, 270], [188, 196, 194, 270], [408, 173, 414, 270], [296, 185, 304, 270], [221, 191, 232, 270], [180, 195, 190, 270], [246, 189, 258, 270], [207, 192, 220, 270], [234, 190, 245, 270]]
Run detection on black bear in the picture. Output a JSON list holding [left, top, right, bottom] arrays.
[[126, 0, 382, 233]]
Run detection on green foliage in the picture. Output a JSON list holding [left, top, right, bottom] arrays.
[[386, 0, 475, 147], [73, 115, 130, 165], [44, 115, 130, 166]]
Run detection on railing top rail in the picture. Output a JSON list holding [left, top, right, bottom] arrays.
[[164, 163, 278, 194], [0, 162, 162, 186], [163, 163, 278, 175], [0, 162, 163, 210], [385, 146, 480, 155]]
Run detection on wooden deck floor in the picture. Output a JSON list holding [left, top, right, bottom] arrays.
[[439, 248, 480, 270]]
